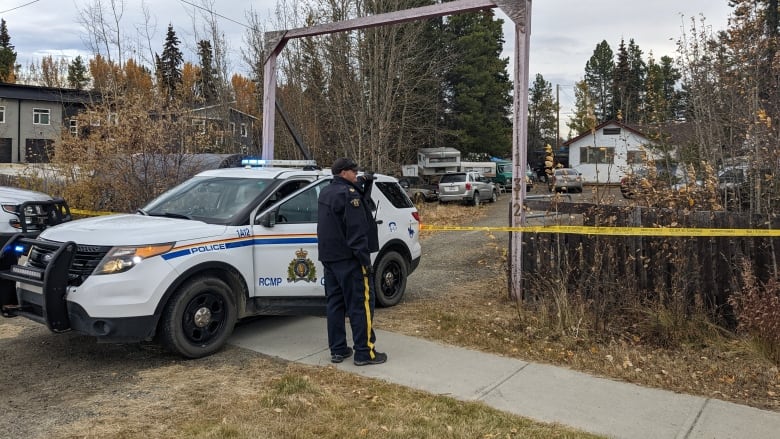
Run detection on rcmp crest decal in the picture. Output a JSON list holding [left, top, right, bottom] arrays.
[[288, 248, 317, 283]]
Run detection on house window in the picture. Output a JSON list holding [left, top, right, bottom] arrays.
[[193, 119, 206, 134], [0, 106, 5, 123], [240, 123, 248, 137], [626, 150, 646, 165], [602, 127, 621, 135], [108, 112, 118, 126], [90, 111, 101, 126], [582, 146, 615, 164], [229, 122, 236, 135], [69, 119, 78, 135], [33, 108, 50, 125]]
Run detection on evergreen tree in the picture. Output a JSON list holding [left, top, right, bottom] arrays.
[[625, 39, 646, 123], [442, 10, 512, 157], [645, 55, 682, 122], [67, 55, 90, 90], [157, 24, 184, 98], [527, 74, 558, 161], [196, 40, 218, 104], [0, 19, 18, 83], [612, 38, 646, 123], [584, 40, 614, 122], [567, 80, 597, 135]]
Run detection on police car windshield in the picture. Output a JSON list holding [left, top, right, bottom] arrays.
[[143, 176, 272, 223]]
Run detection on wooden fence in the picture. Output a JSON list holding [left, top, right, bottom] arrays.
[[519, 200, 780, 319]]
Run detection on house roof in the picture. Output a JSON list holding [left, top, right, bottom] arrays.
[[0, 82, 97, 104], [562, 119, 649, 146], [188, 102, 258, 120]]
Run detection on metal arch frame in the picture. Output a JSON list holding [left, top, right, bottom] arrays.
[[261, 0, 531, 300]]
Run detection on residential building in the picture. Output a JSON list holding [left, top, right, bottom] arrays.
[[563, 120, 661, 184], [187, 104, 258, 154], [0, 83, 95, 163]]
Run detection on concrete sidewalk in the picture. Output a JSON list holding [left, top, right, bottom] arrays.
[[229, 315, 780, 439]]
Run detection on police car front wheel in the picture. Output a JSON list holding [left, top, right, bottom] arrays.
[[374, 251, 408, 307], [159, 276, 237, 358]]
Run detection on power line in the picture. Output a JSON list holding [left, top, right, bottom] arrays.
[[177, 0, 253, 30], [0, 0, 41, 15]]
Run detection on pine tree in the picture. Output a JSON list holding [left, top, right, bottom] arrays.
[[67, 55, 90, 90], [0, 19, 18, 83], [584, 40, 614, 123], [443, 10, 512, 157], [157, 24, 183, 98], [527, 74, 559, 160], [197, 40, 218, 104], [625, 39, 646, 123]]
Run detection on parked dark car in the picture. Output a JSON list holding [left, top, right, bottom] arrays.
[[398, 176, 439, 203]]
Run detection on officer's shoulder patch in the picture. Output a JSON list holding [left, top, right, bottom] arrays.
[[350, 198, 360, 207]]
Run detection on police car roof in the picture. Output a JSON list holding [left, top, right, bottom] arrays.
[[195, 167, 327, 179]]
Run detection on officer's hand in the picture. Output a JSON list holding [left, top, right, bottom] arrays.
[[359, 172, 375, 183]]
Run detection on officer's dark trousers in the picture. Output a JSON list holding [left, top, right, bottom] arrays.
[[323, 258, 378, 362]]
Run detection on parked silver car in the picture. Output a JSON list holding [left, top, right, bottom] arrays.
[[549, 168, 583, 193], [438, 171, 498, 206]]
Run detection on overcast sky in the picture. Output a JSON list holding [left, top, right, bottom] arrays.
[[3, 0, 733, 117]]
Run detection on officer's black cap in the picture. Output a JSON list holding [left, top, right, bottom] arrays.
[[331, 157, 358, 174]]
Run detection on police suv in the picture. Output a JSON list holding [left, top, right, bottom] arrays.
[[0, 186, 70, 242], [0, 161, 421, 358]]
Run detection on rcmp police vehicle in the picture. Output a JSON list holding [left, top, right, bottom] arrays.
[[0, 186, 70, 243], [0, 160, 421, 358]]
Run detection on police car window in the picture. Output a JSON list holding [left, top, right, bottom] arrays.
[[275, 181, 327, 224], [144, 177, 271, 222], [375, 182, 413, 209]]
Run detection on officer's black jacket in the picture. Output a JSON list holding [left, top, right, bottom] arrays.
[[317, 176, 378, 267]]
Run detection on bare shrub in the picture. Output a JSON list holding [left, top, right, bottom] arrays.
[[51, 94, 206, 212], [729, 260, 780, 364]]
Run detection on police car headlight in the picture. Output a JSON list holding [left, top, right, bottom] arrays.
[[94, 243, 174, 275]]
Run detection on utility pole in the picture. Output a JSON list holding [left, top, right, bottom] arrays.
[[556, 83, 560, 148]]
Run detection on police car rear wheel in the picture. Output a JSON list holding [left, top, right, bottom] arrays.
[[160, 276, 237, 358], [374, 251, 407, 307]]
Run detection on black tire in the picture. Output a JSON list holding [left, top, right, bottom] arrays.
[[159, 276, 237, 358], [471, 192, 480, 206], [374, 251, 408, 307]]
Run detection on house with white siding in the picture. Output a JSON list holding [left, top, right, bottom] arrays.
[[563, 120, 661, 184]]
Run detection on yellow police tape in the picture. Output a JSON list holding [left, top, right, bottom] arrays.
[[67, 208, 778, 238], [421, 224, 780, 237], [70, 208, 116, 217]]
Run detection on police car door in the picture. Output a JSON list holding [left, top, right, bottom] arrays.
[[251, 179, 329, 297]]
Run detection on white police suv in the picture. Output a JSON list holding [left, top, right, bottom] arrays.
[[0, 186, 70, 241], [0, 161, 421, 358]]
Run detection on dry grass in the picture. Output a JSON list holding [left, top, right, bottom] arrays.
[[48, 346, 599, 439], [376, 226, 780, 413], [416, 201, 488, 238]]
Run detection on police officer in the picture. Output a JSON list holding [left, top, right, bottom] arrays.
[[317, 157, 387, 366]]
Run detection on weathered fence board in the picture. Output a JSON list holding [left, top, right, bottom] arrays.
[[521, 202, 780, 321]]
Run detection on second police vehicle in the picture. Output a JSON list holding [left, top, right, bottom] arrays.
[[0, 160, 421, 358]]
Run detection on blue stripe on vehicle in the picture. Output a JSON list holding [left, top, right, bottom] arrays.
[[161, 236, 318, 261]]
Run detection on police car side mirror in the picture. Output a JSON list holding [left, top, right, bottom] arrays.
[[258, 210, 276, 227]]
